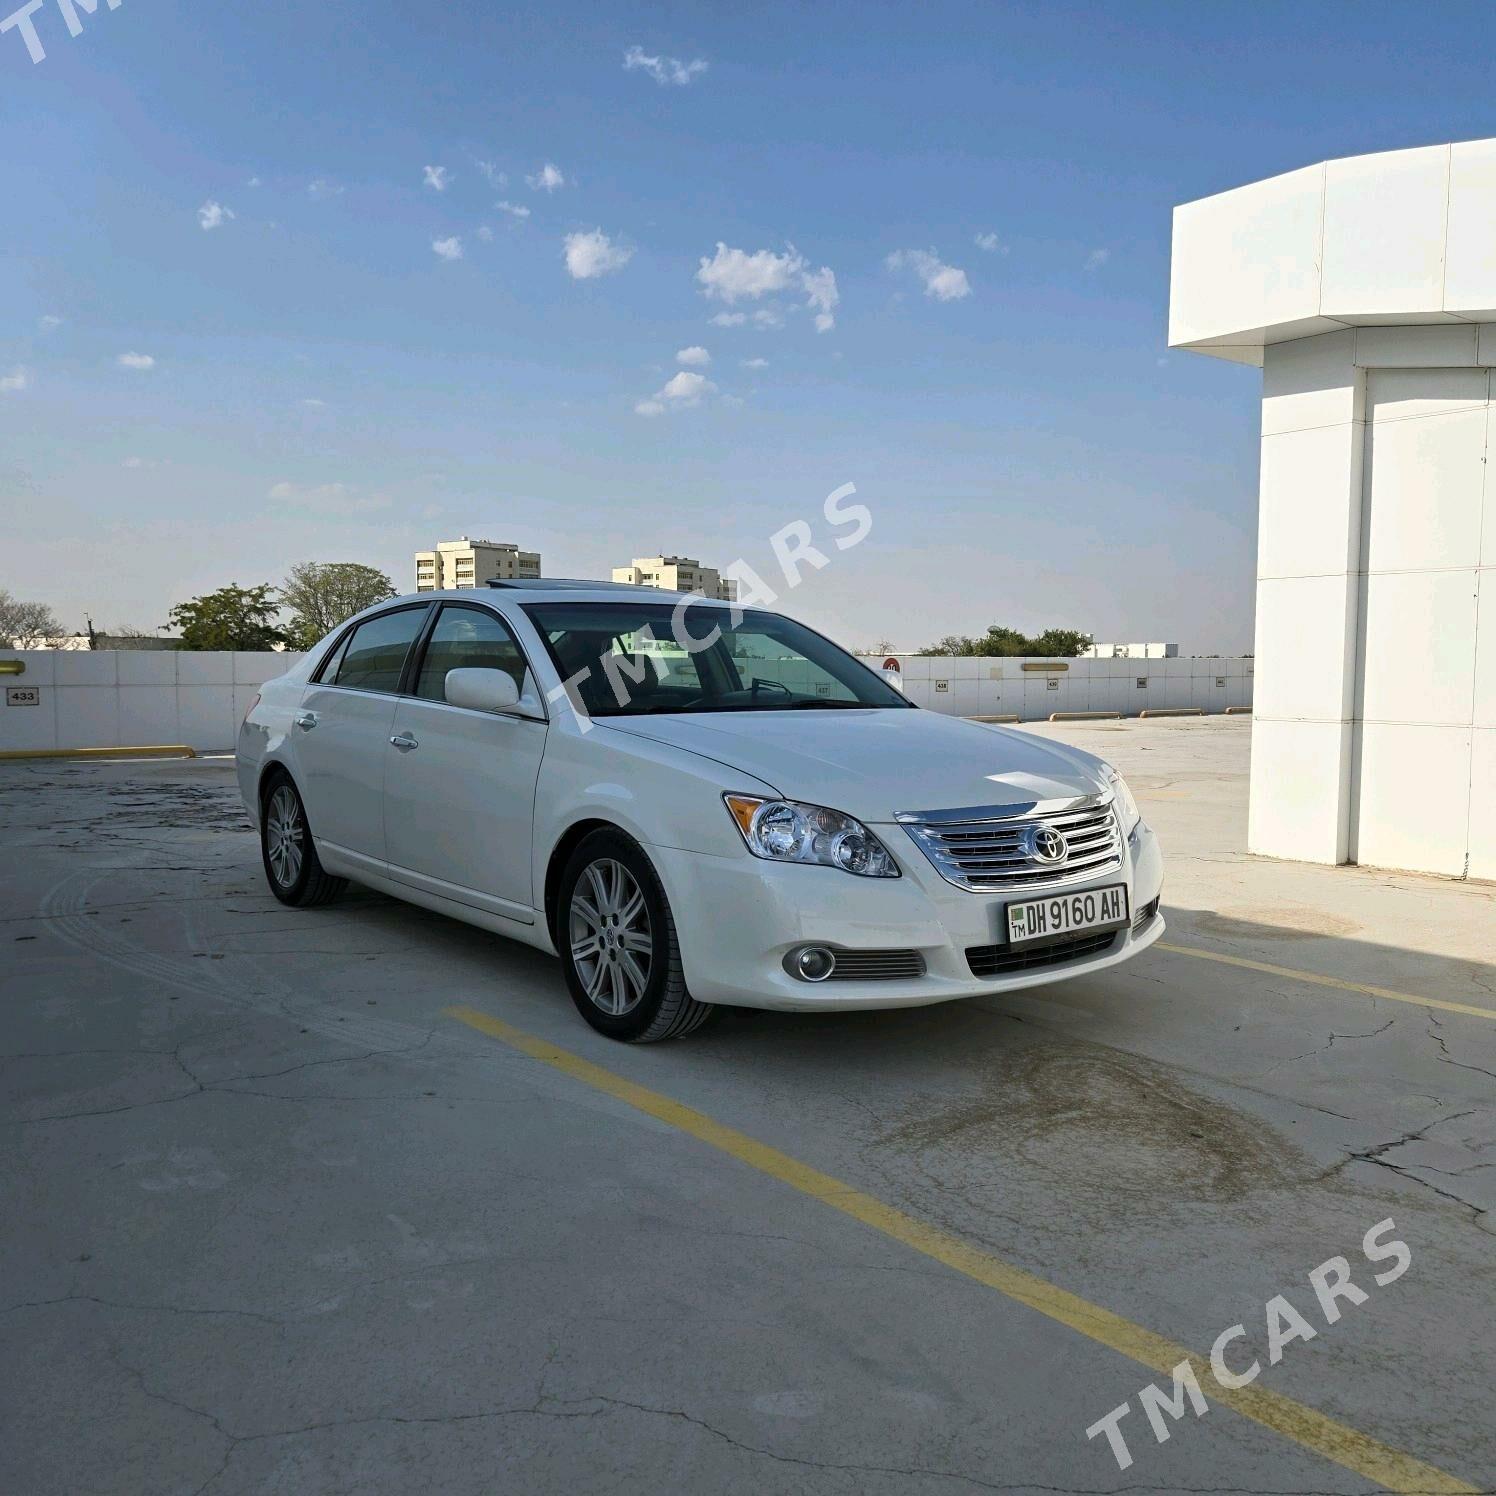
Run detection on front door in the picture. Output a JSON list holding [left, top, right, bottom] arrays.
[[294, 604, 431, 872], [382, 602, 548, 920]]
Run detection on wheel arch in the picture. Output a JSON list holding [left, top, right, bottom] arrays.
[[543, 818, 634, 949]]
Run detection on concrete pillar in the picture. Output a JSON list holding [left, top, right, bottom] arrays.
[[1250, 331, 1365, 863], [1170, 142, 1496, 877]]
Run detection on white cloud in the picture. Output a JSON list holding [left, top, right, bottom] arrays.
[[676, 345, 710, 367], [974, 231, 1007, 253], [422, 165, 451, 192], [623, 45, 708, 85], [710, 312, 746, 327], [753, 306, 784, 329], [246, 176, 262, 188], [197, 200, 235, 231], [564, 228, 633, 279], [636, 368, 717, 416], [1, 366, 29, 393], [301, 397, 326, 408], [886, 248, 971, 301], [697, 243, 801, 302], [741, 357, 769, 369], [38, 314, 62, 332], [1084, 247, 1110, 271], [526, 162, 565, 192], [122, 456, 144, 468], [476, 225, 494, 242], [307, 178, 344, 199], [475, 160, 507, 188], [696, 242, 838, 329], [432, 236, 464, 261], [495, 200, 530, 220], [801, 264, 839, 331], [117, 352, 155, 370]]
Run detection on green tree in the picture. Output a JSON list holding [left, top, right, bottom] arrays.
[[917, 624, 1091, 658], [279, 562, 396, 650], [168, 584, 287, 651]]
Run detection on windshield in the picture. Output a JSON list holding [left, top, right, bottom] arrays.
[[522, 602, 914, 717]]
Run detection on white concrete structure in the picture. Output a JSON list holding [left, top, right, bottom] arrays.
[[612, 555, 737, 601], [1171, 140, 1496, 880], [415, 537, 540, 592], [857, 655, 1251, 720], [1083, 643, 1178, 660], [0, 652, 303, 754]]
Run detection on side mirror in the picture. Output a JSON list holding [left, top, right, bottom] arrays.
[[445, 667, 521, 713]]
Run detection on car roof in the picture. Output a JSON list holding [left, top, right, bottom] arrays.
[[396, 584, 738, 609]]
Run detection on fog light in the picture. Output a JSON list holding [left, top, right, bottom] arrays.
[[787, 945, 836, 982]]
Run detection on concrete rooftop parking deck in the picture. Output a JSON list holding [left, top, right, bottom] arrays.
[[2, 716, 1494, 1495]]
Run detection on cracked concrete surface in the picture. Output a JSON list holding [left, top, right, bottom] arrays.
[[2, 724, 1494, 1494]]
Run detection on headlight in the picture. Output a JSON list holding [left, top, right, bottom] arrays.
[[1105, 766, 1142, 835], [723, 795, 900, 877]]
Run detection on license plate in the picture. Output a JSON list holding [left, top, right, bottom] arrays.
[[1006, 885, 1129, 947]]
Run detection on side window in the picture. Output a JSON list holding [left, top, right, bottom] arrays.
[[333, 608, 427, 694], [415, 606, 528, 703]]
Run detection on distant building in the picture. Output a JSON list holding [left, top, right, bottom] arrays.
[[1083, 642, 1178, 660], [611, 555, 737, 601], [415, 537, 541, 592]]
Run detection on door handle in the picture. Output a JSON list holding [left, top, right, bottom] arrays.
[[390, 733, 419, 751], [294, 711, 318, 731]]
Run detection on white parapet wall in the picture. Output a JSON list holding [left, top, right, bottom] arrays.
[[0, 648, 1255, 755], [854, 654, 1253, 718], [0, 650, 305, 754]]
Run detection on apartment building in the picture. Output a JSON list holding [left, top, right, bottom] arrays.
[[414, 537, 541, 592], [610, 555, 737, 601]]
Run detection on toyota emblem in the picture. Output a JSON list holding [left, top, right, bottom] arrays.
[[1027, 824, 1068, 864]]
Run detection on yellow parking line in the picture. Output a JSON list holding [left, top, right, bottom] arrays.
[[446, 1003, 1476, 1495], [1158, 942, 1496, 1023]]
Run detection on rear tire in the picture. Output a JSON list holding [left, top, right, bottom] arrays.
[[558, 830, 715, 1043], [260, 774, 347, 908]]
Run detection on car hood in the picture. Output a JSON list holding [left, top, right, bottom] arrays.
[[600, 708, 1107, 822]]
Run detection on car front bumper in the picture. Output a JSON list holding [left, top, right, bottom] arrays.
[[651, 819, 1165, 1011]]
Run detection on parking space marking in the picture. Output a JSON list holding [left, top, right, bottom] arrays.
[[446, 1003, 1476, 1495], [1158, 942, 1496, 1023]]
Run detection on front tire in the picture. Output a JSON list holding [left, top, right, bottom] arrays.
[[558, 831, 714, 1042], [260, 775, 347, 908]]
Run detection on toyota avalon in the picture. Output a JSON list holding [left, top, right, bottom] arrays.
[[237, 582, 1164, 1041]]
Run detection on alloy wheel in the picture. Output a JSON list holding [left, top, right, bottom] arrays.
[[569, 858, 653, 1015], [266, 785, 305, 890]]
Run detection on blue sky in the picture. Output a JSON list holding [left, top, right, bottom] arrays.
[[4, 1, 1496, 651]]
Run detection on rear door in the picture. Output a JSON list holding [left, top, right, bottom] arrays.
[[294, 604, 432, 873], [383, 602, 548, 919]]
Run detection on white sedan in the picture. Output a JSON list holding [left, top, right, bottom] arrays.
[[238, 583, 1164, 1041]]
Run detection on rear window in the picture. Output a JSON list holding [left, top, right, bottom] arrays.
[[333, 608, 427, 694]]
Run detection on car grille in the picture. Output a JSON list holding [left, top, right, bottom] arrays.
[[966, 929, 1119, 978], [897, 797, 1123, 892], [825, 949, 926, 981]]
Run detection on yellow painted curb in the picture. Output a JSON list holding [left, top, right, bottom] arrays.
[[1139, 707, 1206, 717], [0, 745, 198, 762], [966, 713, 1021, 723], [1049, 710, 1123, 721]]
